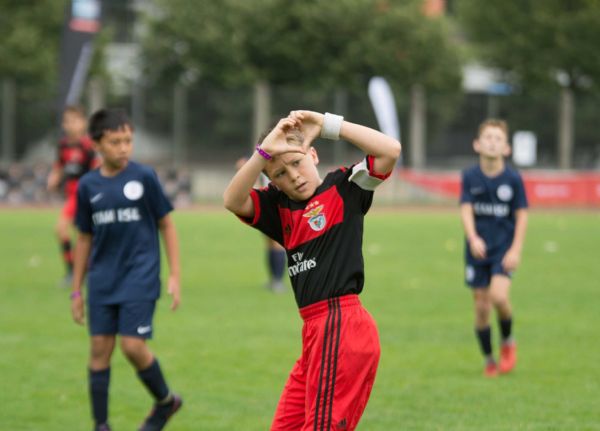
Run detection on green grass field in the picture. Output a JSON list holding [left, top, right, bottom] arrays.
[[1, 208, 599, 430]]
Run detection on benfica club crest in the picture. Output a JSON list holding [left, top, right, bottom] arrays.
[[303, 203, 326, 231]]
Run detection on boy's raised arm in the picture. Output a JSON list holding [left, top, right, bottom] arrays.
[[339, 119, 401, 174], [223, 117, 306, 218], [223, 152, 267, 218], [289, 110, 401, 174]]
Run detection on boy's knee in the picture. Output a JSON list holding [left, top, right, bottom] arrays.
[[474, 300, 492, 321], [474, 296, 491, 311], [475, 308, 490, 323], [120, 338, 140, 356], [55, 223, 65, 238], [493, 298, 512, 315], [490, 292, 509, 308], [90, 338, 114, 363], [120, 337, 151, 364]]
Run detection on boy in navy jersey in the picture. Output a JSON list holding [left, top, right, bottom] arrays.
[[47, 106, 99, 285], [224, 110, 401, 430], [460, 119, 528, 377], [71, 109, 182, 431]]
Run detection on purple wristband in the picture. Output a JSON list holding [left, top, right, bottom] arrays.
[[70, 290, 81, 300], [255, 145, 272, 161]]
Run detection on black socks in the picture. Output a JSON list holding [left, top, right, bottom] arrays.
[[475, 326, 493, 357], [137, 359, 170, 402], [89, 367, 110, 425]]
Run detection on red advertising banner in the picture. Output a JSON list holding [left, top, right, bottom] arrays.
[[399, 169, 600, 207]]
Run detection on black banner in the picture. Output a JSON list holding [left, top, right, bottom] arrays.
[[57, 0, 102, 111]]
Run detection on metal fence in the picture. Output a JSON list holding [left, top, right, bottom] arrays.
[[2, 78, 599, 171]]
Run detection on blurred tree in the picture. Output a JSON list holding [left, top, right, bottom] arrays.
[[144, 0, 461, 88], [0, 0, 67, 159], [355, 0, 463, 167], [458, 0, 600, 169], [142, 0, 462, 164], [0, 0, 66, 89]]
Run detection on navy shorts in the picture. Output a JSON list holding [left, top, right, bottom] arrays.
[[465, 261, 511, 289], [88, 301, 156, 339]]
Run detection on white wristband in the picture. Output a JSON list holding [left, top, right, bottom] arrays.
[[320, 112, 344, 140]]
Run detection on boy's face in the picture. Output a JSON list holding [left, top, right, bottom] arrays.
[[62, 111, 87, 140], [264, 147, 322, 202], [474, 126, 510, 159], [94, 125, 133, 171]]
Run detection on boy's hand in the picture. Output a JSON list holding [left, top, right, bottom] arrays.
[[502, 247, 521, 272], [71, 296, 85, 325], [468, 235, 487, 259], [47, 170, 61, 191], [167, 274, 181, 311], [259, 117, 307, 157], [288, 110, 323, 144]]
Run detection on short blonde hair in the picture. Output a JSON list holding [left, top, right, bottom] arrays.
[[478, 119, 508, 138], [257, 126, 305, 148]]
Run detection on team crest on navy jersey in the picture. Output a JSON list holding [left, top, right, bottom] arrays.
[[123, 180, 144, 200], [497, 184, 513, 201], [303, 202, 326, 232]]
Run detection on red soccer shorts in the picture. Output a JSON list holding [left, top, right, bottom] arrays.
[[271, 294, 380, 431], [61, 191, 77, 220]]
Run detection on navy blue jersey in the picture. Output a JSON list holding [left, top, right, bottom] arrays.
[[242, 156, 390, 308], [75, 161, 173, 305], [460, 164, 528, 264]]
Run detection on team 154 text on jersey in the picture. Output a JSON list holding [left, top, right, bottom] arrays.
[[473, 202, 510, 217], [92, 207, 141, 225]]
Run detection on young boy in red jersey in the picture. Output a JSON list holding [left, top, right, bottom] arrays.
[[460, 119, 528, 377], [224, 110, 401, 430], [47, 106, 99, 285]]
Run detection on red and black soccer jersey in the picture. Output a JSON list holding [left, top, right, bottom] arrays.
[[55, 135, 98, 196], [243, 156, 390, 308]]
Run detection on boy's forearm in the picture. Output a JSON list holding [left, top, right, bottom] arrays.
[[339, 121, 401, 173], [223, 152, 266, 213], [511, 209, 528, 251], [160, 217, 180, 278], [460, 204, 478, 241], [47, 166, 63, 189], [72, 233, 92, 292]]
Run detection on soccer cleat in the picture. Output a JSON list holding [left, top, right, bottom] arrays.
[[138, 394, 183, 431], [484, 361, 499, 377], [94, 424, 112, 431], [499, 342, 517, 374], [269, 280, 286, 293]]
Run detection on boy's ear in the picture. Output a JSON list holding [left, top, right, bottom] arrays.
[[310, 147, 319, 166], [472, 139, 480, 153], [503, 144, 512, 157]]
